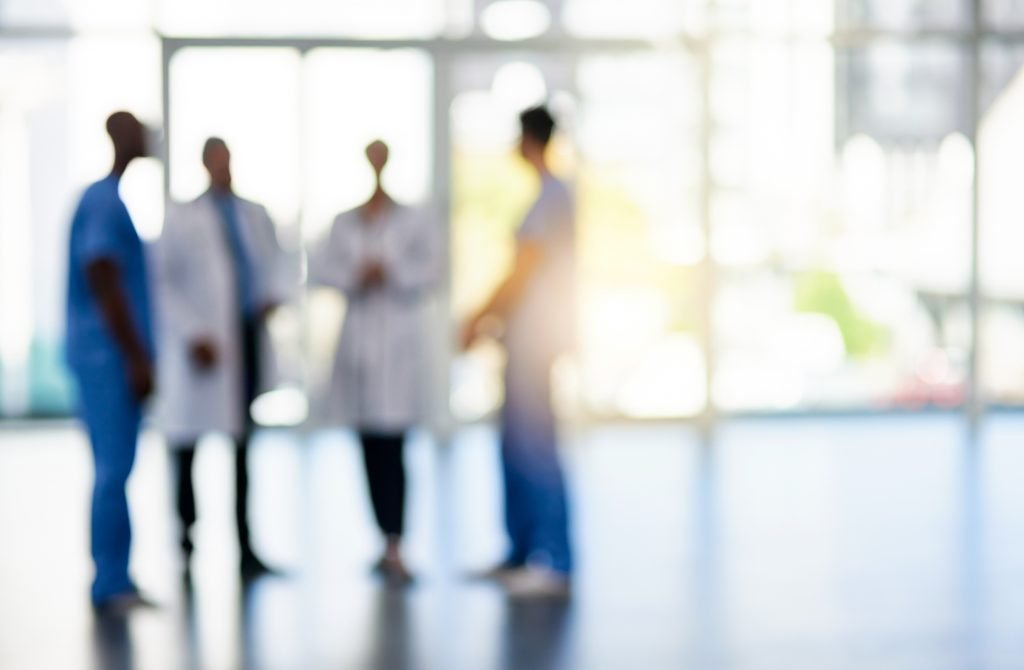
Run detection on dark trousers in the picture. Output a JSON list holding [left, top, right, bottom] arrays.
[[174, 318, 259, 557], [359, 432, 407, 538], [175, 439, 253, 556]]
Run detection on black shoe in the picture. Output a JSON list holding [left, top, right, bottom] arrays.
[[181, 563, 195, 593], [240, 552, 282, 580]]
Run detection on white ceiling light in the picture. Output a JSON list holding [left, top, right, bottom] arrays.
[[481, 0, 552, 41]]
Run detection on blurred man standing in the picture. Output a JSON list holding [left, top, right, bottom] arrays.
[[66, 111, 156, 613], [461, 106, 576, 598], [157, 138, 287, 580]]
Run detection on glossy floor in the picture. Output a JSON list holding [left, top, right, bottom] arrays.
[[1, 416, 1023, 669]]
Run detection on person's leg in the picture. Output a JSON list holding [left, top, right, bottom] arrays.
[[519, 426, 573, 576], [361, 432, 411, 582], [78, 368, 142, 605], [503, 353, 573, 577], [360, 433, 407, 539], [235, 433, 278, 577], [499, 417, 531, 569], [174, 445, 198, 557], [237, 317, 278, 576], [234, 436, 253, 559]]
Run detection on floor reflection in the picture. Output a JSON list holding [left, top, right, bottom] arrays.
[[92, 612, 134, 670], [363, 589, 413, 670], [10, 418, 1024, 669], [501, 600, 573, 670]]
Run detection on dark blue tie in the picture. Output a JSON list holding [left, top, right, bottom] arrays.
[[213, 193, 255, 316]]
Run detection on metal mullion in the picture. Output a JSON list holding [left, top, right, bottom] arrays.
[[158, 34, 674, 57], [432, 49, 455, 441], [695, 29, 715, 436], [967, 0, 983, 432]]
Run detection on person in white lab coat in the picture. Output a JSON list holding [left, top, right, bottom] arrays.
[[310, 140, 440, 584], [157, 137, 288, 580]]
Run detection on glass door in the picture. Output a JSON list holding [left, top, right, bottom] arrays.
[[166, 43, 438, 426]]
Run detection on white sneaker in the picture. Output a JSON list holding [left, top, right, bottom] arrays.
[[503, 567, 571, 600], [93, 591, 159, 617], [466, 562, 524, 584]]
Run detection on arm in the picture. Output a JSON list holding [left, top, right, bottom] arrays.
[[254, 206, 291, 314], [460, 241, 544, 350], [85, 259, 154, 399], [308, 216, 366, 295], [383, 213, 442, 295], [156, 206, 206, 340], [157, 206, 218, 369]]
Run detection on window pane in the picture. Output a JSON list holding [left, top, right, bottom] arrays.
[[451, 51, 706, 421], [840, 44, 970, 143], [985, 0, 1024, 28], [449, 54, 574, 421], [303, 49, 433, 241], [712, 41, 972, 411], [169, 48, 301, 227], [980, 44, 1024, 405], [711, 0, 832, 36], [837, 0, 970, 30], [157, 0, 444, 38], [0, 37, 161, 418], [576, 53, 705, 419], [302, 48, 435, 424], [563, 0, 696, 38], [0, 0, 68, 26], [0, 0, 154, 30], [168, 48, 303, 400]]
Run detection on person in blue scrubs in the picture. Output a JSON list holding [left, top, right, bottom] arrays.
[[461, 106, 576, 598], [66, 111, 155, 613]]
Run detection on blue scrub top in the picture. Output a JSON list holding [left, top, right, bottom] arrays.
[[65, 174, 155, 371]]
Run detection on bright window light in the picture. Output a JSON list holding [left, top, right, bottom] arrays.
[[491, 61, 548, 111], [0, 110, 33, 415], [251, 387, 309, 427], [481, 0, 551, 41]]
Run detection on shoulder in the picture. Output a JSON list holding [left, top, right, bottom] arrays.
[[80, 180, 106, 202], [320, 210, 356, 244], [179, 192, 214, 213], [333, 208, 361, 229], [395, 203, 438, 229], [79, 178, 118, 208], [542, 177, 573, 205], [393, 204, 423, 226], [164, 198, 193, 222], [170, 194, 212, 220], [235, 196, 267, 215]]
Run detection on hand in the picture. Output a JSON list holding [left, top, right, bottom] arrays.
[[258, 302, 279, 322], [127, 354, 155, 401], [459, 316, 481, 352], [190, 339, 219, 371], [360, 261, 386, 289]]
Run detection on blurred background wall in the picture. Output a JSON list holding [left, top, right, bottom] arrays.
[[3, 0, 1024, 425]]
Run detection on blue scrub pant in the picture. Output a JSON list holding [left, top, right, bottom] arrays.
[[74, 363, 141, 604], [500, 349, 573, 575]]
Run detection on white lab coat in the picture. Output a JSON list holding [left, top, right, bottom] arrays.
[[309, 204, 440, 433], [155, 192, 288, 445]]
